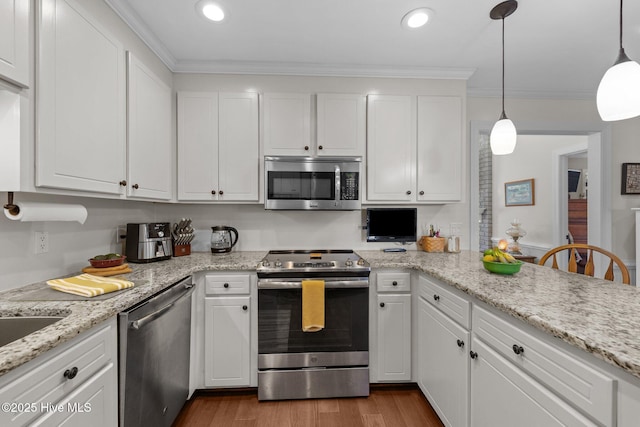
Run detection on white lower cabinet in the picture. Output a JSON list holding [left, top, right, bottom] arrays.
[[470, 338, 596, 426], [418, 297, 469, 427], [0, 318, 117, 427]]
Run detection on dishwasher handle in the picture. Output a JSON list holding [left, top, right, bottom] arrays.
[[130, 283, 195, 330]]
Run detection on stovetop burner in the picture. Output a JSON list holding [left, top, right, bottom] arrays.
[[257, 249, 370, 277]]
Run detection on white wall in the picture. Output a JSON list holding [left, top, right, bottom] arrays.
[[492, 134, 588, 247]]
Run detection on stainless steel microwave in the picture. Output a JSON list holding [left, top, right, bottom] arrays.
[[264, 156, 362, 210]]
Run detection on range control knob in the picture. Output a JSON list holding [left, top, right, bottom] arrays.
[[261, 260, 271, 268], [357, 258, 366, 266], [158, 231, 164, 238], [274, 259, 283, 268], [345, 258, 354, 267]]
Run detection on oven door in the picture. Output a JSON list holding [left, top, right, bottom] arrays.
[[257, 278, 368, 369]]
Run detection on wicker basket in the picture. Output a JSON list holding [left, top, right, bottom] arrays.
[[419, 236, 446, 253]]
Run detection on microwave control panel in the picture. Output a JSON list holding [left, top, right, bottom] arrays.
[[340, 172, 359, 200]]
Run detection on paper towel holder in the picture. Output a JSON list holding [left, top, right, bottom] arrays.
[[4, 192, 19, 216]]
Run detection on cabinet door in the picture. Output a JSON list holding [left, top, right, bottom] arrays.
[[126, 52, 172, 200], [218, 92, 259, 201], [204, 297, 251, 387], [418, 298, 469, 427], [177, 92, 219, 201], [32, 364, 117, 427], [37, 0, 126, 194], [470, 338, 597, 427], [263, 93, 311, 155], [316, 93, 365, 156], [0, 0, 29, 87], [376, 294, 411, 381], [417, 96, 463, 202], [366, 95, 415, 201]]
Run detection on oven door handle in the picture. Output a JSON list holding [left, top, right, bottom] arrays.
[[258, 279, 369, 289]]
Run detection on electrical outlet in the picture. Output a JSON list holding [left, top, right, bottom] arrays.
[[35, 231, 49, 254], [116, 225, 127, 243]]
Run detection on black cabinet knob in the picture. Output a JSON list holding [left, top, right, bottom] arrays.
[[242, 305, 248, 311], [392, 281, 398, 286], [457, 339, 464, 348], [219, 190, 224, 195], [63, 366, 78, 380], [318, 145, 323, 150], [379, 302, 385, 308], [433, 294, 440, 301], [119, 180, 127, 186], [406, 190, 412, 195], [512, 344, 524, 355], [211, 190, 216, 195], [304, 146, 310, 150], [419, 190, 425, 195], [132, 184, 139, 189], [469, 351, 478, 360], [223, 283, 229, 288]]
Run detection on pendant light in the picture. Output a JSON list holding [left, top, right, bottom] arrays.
[[489, 1, 518, 155], [596, 0, 640, 121]]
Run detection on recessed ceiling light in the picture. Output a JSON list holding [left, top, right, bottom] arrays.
[[401, 8, 433, 29], [198, 1, 225, 22]]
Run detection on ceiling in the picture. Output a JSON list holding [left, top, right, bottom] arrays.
[[105, 0, 640, 99]]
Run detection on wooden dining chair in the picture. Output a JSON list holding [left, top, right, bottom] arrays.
[[538, 243, 630, 284]]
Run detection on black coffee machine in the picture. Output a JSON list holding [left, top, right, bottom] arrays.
[[125, 223, 172, 263]]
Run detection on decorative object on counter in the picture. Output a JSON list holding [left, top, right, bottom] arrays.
[[172, 218, 194, 257], [597, 0, 640, 122], [3, 192, 88, 224], [88, 253, 126, 268], [621, 163, 640, 194], [539, 243, 631, 284], [46, 273, 134, 297], [211, 225, 239, 253], [489, 0, 518, 155], [483, 247, 523, 275], [505, 178, 534, 206], [505, 219, 527, 254], [419, 224, 445, 252]]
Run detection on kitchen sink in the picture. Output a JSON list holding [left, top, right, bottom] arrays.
[[0, 316, 65, 347]]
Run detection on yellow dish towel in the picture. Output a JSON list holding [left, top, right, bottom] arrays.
[[47, 273, 134, 297], [302, 280, 325, 332], [82, 263, 132, 277]]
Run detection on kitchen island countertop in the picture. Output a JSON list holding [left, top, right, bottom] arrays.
[[1, 250, 640, 383]]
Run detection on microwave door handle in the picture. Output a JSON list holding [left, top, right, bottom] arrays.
[[335, 164, 341, 203]]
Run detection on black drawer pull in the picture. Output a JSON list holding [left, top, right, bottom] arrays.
[[63, 367, 78, 380], [223, 283, 229, 288], [469, 351, 478, 360], [512, 344, 524, 355], [242, 305, 248, 311], [392, 281, 398, 286], [379, 302, 385, 308], [457, 339, 464, 348], [433, 294, 440, 301]]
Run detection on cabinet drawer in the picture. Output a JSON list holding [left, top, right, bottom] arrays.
[[376, 272, 411, 292], [473, 306, 614, 427], [418, 274, 470, 329], [0, 320, 116, 427], [205, 274, 251, 295]]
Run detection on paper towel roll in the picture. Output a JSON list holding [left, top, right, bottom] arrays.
[[3, 202, 88, 224]]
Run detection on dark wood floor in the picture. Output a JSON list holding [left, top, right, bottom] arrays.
[[173, 385, 444, 427]]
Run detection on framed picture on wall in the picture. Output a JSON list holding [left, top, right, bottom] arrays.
[[621, 163, 640, 194], [505, 179, 535, 206]]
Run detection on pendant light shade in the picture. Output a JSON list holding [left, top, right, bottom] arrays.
[[490, 1, 518, 156], [596, 0, 640, 122]]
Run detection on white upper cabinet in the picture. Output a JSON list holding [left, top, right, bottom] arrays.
[[178, 91, 259, 201], [366, 95, 415, 201], [0, 0, 29, 87], [316, 93, 365, 157], [417, 96, 463, 202], [37, 0, 126, 194], [126, 52, 172, 200], [262, 92, 311, 156]]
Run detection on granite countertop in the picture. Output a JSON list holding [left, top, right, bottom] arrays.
[[1, 249, 640, 382]]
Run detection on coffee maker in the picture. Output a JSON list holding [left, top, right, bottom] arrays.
[[125, 223, 172, 263]]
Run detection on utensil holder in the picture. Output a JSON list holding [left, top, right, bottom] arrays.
[[419, 236, 446, 253], [173, 244, 191, 257]]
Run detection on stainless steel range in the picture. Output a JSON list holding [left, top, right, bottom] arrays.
[[256, 250, 370, 401]]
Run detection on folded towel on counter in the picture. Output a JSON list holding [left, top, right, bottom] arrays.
[[47, 274, 134, 297], [301, 279, 325, 332], [81, 263, 132, 276]]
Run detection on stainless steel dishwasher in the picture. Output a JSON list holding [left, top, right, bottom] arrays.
[[118, 276, 195, 427]]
